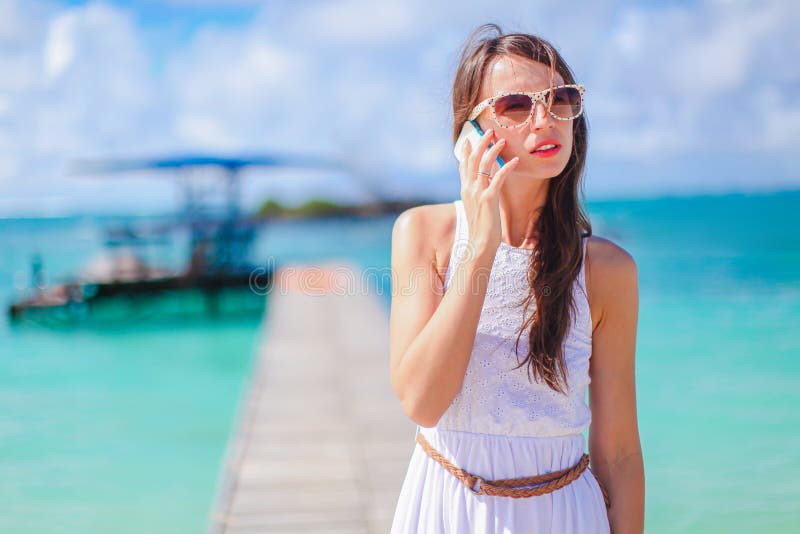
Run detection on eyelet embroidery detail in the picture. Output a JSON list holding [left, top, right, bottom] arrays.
[[441, 200, 593, 438]]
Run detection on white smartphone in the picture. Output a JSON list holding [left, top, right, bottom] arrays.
[[453, 120, 506, 168]]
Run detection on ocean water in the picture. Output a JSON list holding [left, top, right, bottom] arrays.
[[1, 190, 798, 532]]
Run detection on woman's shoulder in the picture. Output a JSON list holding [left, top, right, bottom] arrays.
[[392, 202, 456, 243], [585, 235, 636, 268], [584, 235, 638, 323], [392, 202, 457, 284]]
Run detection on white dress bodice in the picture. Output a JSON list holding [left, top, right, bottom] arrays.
[[435, 199, 594, 438]]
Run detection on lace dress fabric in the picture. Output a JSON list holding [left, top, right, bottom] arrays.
[[439, 199, 593, 438], [390, 200, 610, 533]]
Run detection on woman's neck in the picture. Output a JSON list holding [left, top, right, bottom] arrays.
[[498, 179, 549, 248]]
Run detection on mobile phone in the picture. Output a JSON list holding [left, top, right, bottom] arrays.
[[453, 120, 506, 168]]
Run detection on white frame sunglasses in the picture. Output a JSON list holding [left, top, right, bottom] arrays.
[[467, 84, 586, 128]]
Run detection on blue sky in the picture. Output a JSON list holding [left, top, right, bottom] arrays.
[[0, 0, 797, 215]]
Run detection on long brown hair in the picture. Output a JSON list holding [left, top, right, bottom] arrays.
[[451, 24, 592, 395]]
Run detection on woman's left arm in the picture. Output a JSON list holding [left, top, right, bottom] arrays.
[[587, 240, 645, 534]]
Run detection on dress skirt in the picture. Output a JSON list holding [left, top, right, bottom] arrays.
[[390, 426, 611, 534]]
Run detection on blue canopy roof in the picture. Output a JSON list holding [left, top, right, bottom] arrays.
[[70, 153, 342, 175]]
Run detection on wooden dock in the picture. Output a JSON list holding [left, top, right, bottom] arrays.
[[209, 262, 417, 533]]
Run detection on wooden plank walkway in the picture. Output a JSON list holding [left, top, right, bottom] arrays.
[[209, 262, 417, 533]]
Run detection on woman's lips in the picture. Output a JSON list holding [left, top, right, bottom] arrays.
[[530, 145, 561, 158]]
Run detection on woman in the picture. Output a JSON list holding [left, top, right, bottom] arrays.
[[389, 25, 645, 533]]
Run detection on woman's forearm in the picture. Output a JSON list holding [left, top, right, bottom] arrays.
[[392, 249, 495, 427], [601, 451, 645, 534]]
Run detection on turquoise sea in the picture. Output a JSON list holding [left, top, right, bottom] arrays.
[[1, 190, 798, 533]]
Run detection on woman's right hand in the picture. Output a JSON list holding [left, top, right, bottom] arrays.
[[458, 128, 520, 257]]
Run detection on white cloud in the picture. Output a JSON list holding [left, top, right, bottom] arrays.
[[0, 0, 173, 214], [758, 85, 800, 150], [163, 0, 264, 5], [581, 0, 799, 164], [612, 10, 645, 61], [0, 0, 797, 215], [43, 10, 77, 82], [0, 94, 10, 117], [292, 0, 416, 43], [164, 24, 310, 150]]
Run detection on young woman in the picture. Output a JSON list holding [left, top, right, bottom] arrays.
[[389, 25, 645, 533]]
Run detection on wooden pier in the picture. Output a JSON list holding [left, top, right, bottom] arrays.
[[209, 262, 417, 533]]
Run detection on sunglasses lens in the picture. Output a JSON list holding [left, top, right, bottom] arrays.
[[549, 86, 582, 119], [494, 93, 533, 127]]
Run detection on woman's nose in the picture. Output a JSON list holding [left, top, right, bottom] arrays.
[[530, 100, 555, 130]]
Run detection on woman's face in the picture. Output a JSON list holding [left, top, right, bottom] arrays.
[[474, 55, 574, 181]]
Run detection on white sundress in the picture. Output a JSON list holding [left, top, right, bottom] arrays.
[[390, 199, 610, 534]]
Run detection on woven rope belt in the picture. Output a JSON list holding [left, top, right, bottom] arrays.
[[416, 431, 610, 508]]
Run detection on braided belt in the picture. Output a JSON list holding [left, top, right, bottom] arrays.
[[415, 431, 610, 507]]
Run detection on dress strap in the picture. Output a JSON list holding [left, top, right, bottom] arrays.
[[455, 200, 469, 242], [579, 235, 589, 297], [445, 200, 468, 289]]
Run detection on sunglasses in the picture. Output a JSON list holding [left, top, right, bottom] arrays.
[[467, 84, 585, 128]]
